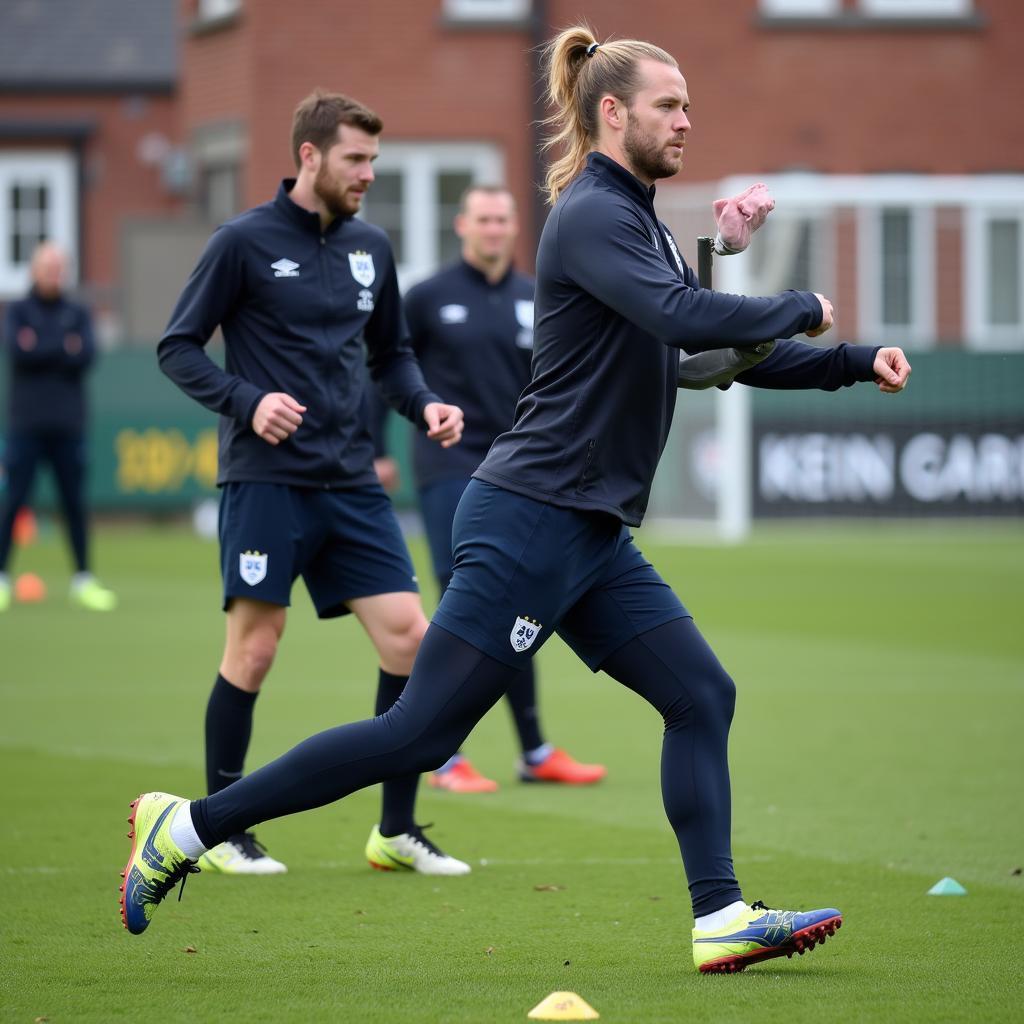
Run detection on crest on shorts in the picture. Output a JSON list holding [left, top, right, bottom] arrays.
[[239, 550, 268, 586], [509, 614, 542, 653], [348, 251, 375, 287]]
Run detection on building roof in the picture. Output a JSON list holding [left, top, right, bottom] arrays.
[[0, 0, 178, 92]]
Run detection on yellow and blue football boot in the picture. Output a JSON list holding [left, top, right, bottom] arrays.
[[692, 900, 842, 973], [119, 792, 198, 935]]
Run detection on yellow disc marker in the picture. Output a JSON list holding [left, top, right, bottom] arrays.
[[527, 991, 600, 1020]]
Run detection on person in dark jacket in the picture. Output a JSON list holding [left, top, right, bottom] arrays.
[[0, 242, 116, 612], [403, 185, 606, 792], [155, 90, 468, 878], [120, 27, 911, 976]]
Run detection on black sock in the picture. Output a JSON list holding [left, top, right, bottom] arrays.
[[505, 662, 545, 752], [205, 673, 258, 797], [193, 626, 514, 848], [375, 669, 420, 837]]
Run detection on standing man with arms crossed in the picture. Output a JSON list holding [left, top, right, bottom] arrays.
[[156, 90, 469, 877], [404, 185, 606, 792], [0, 242, 116, 613], [121, 31, 910, 977]]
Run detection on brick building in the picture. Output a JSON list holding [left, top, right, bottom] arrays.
[[0, 0, 183, 340], [2, 0, 1021, 349], [177, 0, 1023, 351]]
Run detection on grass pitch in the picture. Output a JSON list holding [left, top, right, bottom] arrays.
[[1, 519, 1021, 1022]]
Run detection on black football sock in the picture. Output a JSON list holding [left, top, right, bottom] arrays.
[[205, 673, 258, 797]]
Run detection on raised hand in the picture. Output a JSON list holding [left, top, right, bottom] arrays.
[[713, 183, 775, 254]]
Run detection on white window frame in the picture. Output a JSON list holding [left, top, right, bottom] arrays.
[[707, 173, 1024, 353], [0, 150, 77, 300], [744, 206, 836, 300], [965, 206, 1024, 350], [366, 142, 504, 288], [857, 204, 936, 349], [197, 0, 240, 22], [443, 0, 531, 21], [760, 0, 840, 14], [859, 0, 971, 16]]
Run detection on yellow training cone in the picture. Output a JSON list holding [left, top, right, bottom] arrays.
[[527, 991, 600, 1020]]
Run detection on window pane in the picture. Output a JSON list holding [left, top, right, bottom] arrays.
[[747, 216, 818, 294], [438, 171, 473, 266], [860, 0, 969, 15], [444, 0, 531, 20], [761, 0, 840, 13], [988, 219, 1020, 326], [14, 184, 46, 213], [363, 172, 404, 263], [881, 208, 912, 326], [203, 164, 239, 224], [8, 184, 49, 266]]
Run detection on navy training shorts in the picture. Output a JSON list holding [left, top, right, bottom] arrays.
[[218, 481, 418, 618], [432, 479, 689, 670], [417, 475, 472, 587]]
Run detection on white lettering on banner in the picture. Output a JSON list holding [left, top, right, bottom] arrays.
[[760, 434, 895, 503], [900, 433, 1024, 502]]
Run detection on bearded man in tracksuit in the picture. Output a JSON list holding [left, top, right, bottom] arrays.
[[155, 90, 469, 878], [122, 30, 911, 981]]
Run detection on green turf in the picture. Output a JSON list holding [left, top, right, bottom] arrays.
[[1, 520, 1021, 1022]]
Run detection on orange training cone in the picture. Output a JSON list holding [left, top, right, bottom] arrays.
[[12, 508, 38, 547], [14, 572, 46, 603]]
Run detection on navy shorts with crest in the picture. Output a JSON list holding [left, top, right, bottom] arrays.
[[218, 481, 418, 618], [432, 480, 688, 669]]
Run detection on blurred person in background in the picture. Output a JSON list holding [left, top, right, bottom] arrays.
[[155, 90, 468, 878], [376, 185, 606, 792], [0, 242, 116, 612]]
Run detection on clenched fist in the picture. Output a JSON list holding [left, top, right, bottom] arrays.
[[252, 392, 306, 445]]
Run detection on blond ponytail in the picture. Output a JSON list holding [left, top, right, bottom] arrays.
[[540, 26, 678, 204]]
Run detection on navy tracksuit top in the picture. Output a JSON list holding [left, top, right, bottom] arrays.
[[475, 153, 879, 526], [158, 180, 440, 489], [404, 259, 535, 489], [3, 288, 95, 435]]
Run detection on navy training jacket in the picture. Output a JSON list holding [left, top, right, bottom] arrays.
[[3, 289, 95, 435], [158, 180, 440, 489], [475, 153, 878, 526], [404, 260, 535, 489]]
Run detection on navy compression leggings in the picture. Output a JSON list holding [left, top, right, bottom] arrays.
[[192, 616, 741, 915]]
